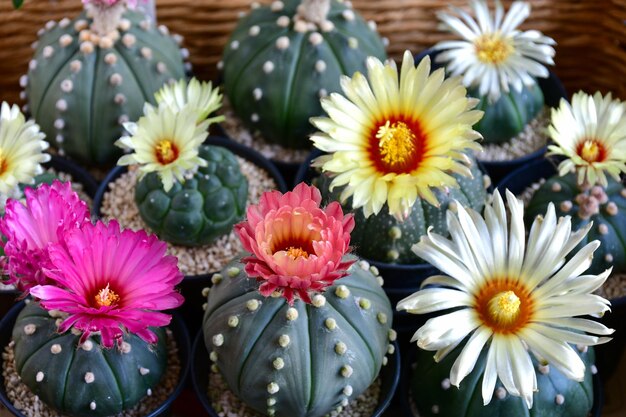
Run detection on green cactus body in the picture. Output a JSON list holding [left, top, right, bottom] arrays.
[[202, 256, 394, 417], [315, 156, 488, 264], [222, 0, 386, 149], [25, 11, 186, 166], [411, 342, 595, 417], [472, 82, 544, 145], [526, 173, 626, 275], [12, 302, 167, 417], [135, 145, 248, 246]]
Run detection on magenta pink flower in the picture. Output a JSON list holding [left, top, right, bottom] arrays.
[[30, 220, 184, 348], [235, 183, 355, 305], [0, 181, 89, 294]]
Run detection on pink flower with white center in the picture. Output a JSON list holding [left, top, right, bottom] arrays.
[[0, 181, 89, 295], [235, 183, 355, 305], [30, 220, 184, 348]]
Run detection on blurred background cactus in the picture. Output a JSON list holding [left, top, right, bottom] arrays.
[[24, 0, 187, 167], [221, 0, 386, 149]]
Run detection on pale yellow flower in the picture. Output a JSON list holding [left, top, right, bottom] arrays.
[[548, 91, 626, 187], [398, 189, 613, 408], [434, 0, 556, 102], [310, 51, 483, 220], [115, 104, 209, 191], [0, 102, 50, 195], [155, 78, 224, 124]]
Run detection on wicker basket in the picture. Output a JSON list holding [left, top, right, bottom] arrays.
[[1, 0, 625, 105]]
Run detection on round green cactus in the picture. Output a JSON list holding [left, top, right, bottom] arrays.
[[221, 0, 386, 149], [472, 82, 544, 145], [11, 301, 167, 417], [526, 173, 626, 275], [410, 342, 596, 417], [24, 10, 186, 166], [315, 156, 488, 264], [135, 144, 248, 246], [202, 256, 395, 417]]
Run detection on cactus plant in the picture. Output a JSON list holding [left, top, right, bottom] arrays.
[[135, 144, 248, 246], [471, 82, 544, 144], [24, 4, 187, 166], [11, 301, 168, 417], [410, 341, 596, 417], [315, 155, 488, 264], [203, 256, 394, 417], [221, 0, 386, 149], [526, 173, 626, 275]]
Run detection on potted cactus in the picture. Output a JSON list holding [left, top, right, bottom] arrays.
[[0, 102, 97, 316], [21, 0, 188, 168], [196, 183, 398, 416], [95, 78, 286, 331], [430, 0, 565, 183], [498, 90, 626, 381], [0, 181, 189, 417], [308, 50, 489, 332], [218, 0, 387, 185], [397, 189, 613, 417]]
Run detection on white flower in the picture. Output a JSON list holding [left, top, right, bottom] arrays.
[[397, 189, 613, 408], [547, 91, 626, 187], [310, 51, 483, 220], [115, 104, 209, 191], [155, 78, 224, 124], [434, 0, 556, 102], [0, 102, 50, 195]]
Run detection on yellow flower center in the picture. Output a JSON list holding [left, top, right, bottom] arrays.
[[0, 148, 8, 175], [286, 246, 309, 259], [475, 33, 513, 64], [487, 290, 521, 326], [577, 139, 605, 163], [94, 284, 120, 307], [376, 121, 416, 167], [155, 139, 179, 165], [474, 279, 534, 334]]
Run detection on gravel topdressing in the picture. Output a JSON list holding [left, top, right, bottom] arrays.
[[99, 157, 278, 276]]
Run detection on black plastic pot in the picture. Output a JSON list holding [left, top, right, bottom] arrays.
[[0, 301, 190, 417], [400, 344, 604, 417], [0, 155, 99, 321], [498, 158, 626, 383], [93, 136, 287, 336], [413, 49, 568, 185], [190, 331, 401, 417]]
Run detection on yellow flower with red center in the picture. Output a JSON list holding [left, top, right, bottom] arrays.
[[310, 51, 483, 220], [548, 91, 626, 187], [397, 189, 613, 408]]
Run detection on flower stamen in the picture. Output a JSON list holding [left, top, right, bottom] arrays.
[[577, 139, 605, 163], [488, 290, 521, 325], [95, 283, 120, 307], [376, 121, 417, 167], [155, 140, 178, 165], [0, 149, 8, 175], [286, 246, 309, 259], [474, 33, 513, 64]]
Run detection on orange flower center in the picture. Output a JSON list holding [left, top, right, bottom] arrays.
[[474, 279, 534, 334], [369, 118, 425, 174], [286, 246, 309, 259], [155, 139, 179, 165], [94, 284, 120, 307], [577, 139, 606, 163], [0, 149, 7, 175], [475, 33, 513, 64]]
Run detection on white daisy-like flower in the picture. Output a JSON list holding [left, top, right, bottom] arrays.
[[115, 104, 209, 191], [155, 78, 225, 124], [547, 91, 626, 187], [397, 189, 613, 408], [310, 51, 483, 220], [0, 102, 50, 195], [434, 0, 556, 102]]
